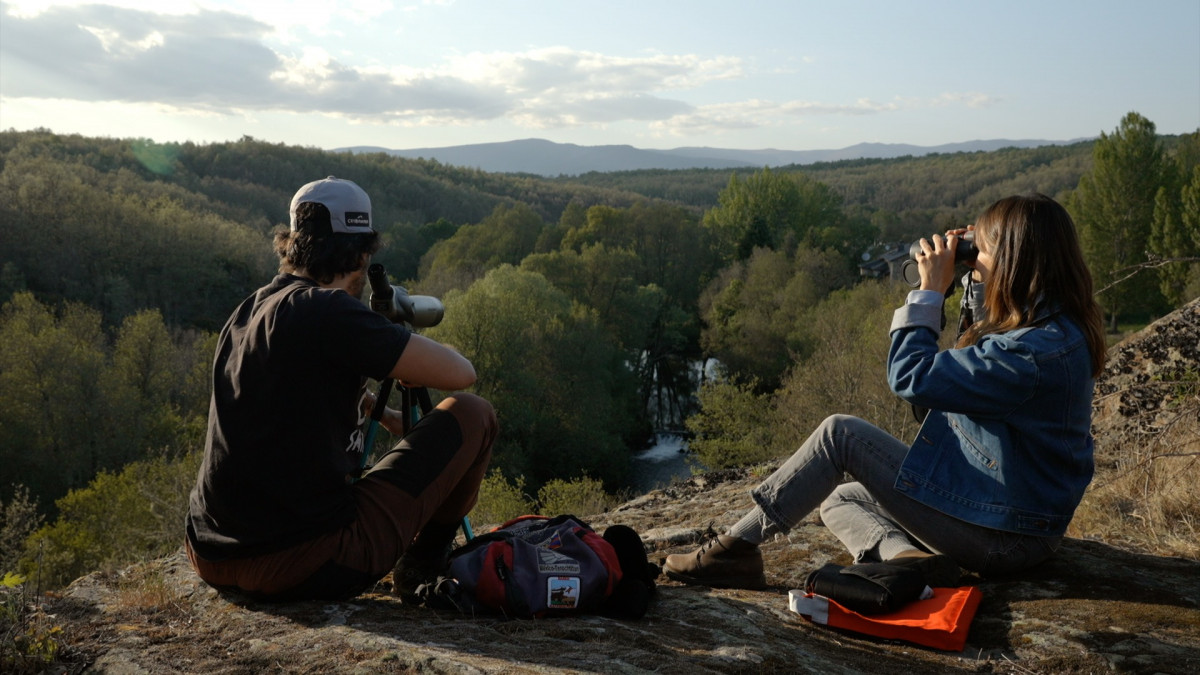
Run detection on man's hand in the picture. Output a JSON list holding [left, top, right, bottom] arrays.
[[362, 391, 407, 436]]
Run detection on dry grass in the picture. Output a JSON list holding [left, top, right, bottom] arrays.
[[111, 559, 195, 618], [1069, 300, 1200, 561], [1071, 386, 1200, 560]]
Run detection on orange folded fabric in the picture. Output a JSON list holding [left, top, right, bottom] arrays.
[[788, 586, 982, 651]]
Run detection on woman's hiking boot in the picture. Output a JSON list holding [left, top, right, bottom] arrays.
[[663, 531, 766, 589]]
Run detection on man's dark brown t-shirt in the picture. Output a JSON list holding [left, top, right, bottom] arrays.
[[187, 274, 410, 560]]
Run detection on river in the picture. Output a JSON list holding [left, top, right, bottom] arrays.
[[628, 358, 719, 493], [630, 433, 697, 493]]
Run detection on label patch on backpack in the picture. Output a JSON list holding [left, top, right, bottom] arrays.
[[547, 577, 581, 609], [536, 546, 582, 574]]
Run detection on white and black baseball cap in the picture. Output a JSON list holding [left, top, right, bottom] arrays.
[[289, 176, 373, 234]]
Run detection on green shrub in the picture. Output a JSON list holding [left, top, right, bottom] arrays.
[[1, 572, 64, 674], [685, 378, 780, 470], [18, 452, 201, 589], [0, 486, 42, 574], [468, 472, 619, 531], [468, 470, 533, 530], [536, 476, 615, 518], [773, 281, 920, 445]]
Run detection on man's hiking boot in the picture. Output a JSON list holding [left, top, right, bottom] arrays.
[[393, 521, 460, 604], [392, 552, 449, 604], [663, 530, 766, 590]]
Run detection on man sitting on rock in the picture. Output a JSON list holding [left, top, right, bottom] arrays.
[[185, 176, 497, 601]]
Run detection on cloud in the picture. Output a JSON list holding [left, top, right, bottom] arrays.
[[473, 47, 742, 95], [648, 94, 999, 138], [436, 47, 724, 127], [649, 98, 902, 136], [1, 3, 283, 107], [0, 3, 996, 138], [932, 92, 1000, 109], [0, 4, 727, 127]]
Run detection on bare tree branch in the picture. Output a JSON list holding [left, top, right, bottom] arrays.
[[1096, 255, 1200, 296]]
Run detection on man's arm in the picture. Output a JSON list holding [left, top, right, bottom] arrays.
[[387, 333, 476, 391]]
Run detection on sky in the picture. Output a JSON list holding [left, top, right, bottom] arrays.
[[1, 0, 1198, 152]]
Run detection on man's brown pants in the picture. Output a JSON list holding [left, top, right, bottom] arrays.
[[186, 393, 497, 600]]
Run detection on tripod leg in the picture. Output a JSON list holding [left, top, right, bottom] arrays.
[[415, 386, 434, 415], [357, 379, 394, 480], [400, 386, 413, 435]]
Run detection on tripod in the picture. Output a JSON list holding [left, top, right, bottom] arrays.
[[359, 378, 475, 541], [361, 261, 473, 539]]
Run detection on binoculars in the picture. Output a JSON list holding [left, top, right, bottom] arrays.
[[900, 231, 977, 288]]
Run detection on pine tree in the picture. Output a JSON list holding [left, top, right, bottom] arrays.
[[1150, 131, 1200, 305], [1069, 112, 1170, 329]]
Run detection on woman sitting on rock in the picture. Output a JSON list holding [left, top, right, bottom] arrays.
[[664, 193, 1107, 589]]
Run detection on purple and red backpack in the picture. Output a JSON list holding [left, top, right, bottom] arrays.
[[423, 515, 657, 619]]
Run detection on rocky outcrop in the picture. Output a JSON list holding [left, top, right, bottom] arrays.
[[45, 300, 1200, 674], [1092, 297, 1199, 460], [49, 468, 1200, 674]]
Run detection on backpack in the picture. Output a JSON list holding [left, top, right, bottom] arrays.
[[421, 515, 657, 619]]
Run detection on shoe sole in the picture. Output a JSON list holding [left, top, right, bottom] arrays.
[[663, 568, 767, 590]]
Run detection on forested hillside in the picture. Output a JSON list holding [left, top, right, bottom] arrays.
[[558, 142, 1098, 240], [1, 115, 1196, 592], [0, 130, 654, 329]]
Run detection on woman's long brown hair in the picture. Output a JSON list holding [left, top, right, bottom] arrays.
[[956, 194, 1107, 377]]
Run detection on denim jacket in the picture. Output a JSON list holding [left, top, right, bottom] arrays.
[[887, 290, 1095, 536]]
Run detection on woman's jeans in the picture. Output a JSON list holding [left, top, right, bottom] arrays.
[[738, 414, 1059, 576]]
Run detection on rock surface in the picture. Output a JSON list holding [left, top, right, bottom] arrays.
[[46, 300, 1200, 674], [50, 472, 1200, 674], [1092, 297, 1199, 460]]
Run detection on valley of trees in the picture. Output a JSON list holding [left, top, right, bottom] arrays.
[[1, 112, 1197, 589]]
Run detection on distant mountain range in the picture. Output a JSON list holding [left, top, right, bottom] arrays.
[[336, 137, 1092, 177]]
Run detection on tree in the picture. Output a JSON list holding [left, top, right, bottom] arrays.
[[792, 177, 875, 261], [373, 217, 462, 286], [418, 203, 546, 297], [18, 452, 202, 589], [0, 295, 210, 512], [690, 281, 919, 472], [700, 250, 793, 388], [703, 168, 805, 263], [0, 485, 42, 574], [699, 245, 855, 391], [701, 167, 870, 268], [520, 244, 647, 348], [536, 202, 715, 429], [520, 245, 696, 431], [1069, 112, 1170, 328], [109, 310, 210, 457], [685, 378, 779, 470], [774, 281, 919, 446], [424, 265, 639, 490], [622, 202, 715, 310], [0, 294, 110, 505], [1150, 131, 1200, 306]]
